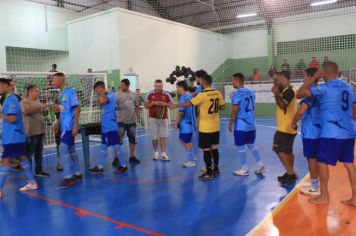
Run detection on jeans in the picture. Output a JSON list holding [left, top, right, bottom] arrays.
[[26, 134, 44, 173]]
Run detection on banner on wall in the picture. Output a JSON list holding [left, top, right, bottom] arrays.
[[224, 81, 303, 103]]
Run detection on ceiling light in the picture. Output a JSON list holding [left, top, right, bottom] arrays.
[[237, 13, 257, 18], [311, 0, 337, 7]]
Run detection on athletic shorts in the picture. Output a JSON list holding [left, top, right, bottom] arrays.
[[273, 131, 296, 154], [302, 138, 319, 159], [149, 118, 168, 140], [2, 143, 26, 158], [317, 138, 354, 166], [118, 123, 137, 145], [61, 131, 75, 146], [102, 131, 119, 146], [198, 131, 220, 149], [234, 130, 256, 146], [179, 133, 193, 143]]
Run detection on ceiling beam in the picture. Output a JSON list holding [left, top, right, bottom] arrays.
[[145, 0, 172, 20]]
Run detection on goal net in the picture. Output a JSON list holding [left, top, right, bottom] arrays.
[[0, 71, 107, 146]]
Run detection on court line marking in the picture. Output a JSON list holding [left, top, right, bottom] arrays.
[[5, 184, 165, 236], [246, 174, 310, 236]]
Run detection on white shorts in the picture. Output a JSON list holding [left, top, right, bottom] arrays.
[[149, 118, 169, 140]]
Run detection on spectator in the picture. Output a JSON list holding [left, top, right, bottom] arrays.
[[309, 57, 320, 69], [268, 65, 277, 79], [281, 59, 290, 72], [136, 88, 144, 106], [48, 64, 58, 88], [114, 79, 141, 164], [322, 56, 329, 66], [21, 85, 50, 177], [251, 68, 261, 82], [144, 79, 172, 161], [295, 59, 306, 76]]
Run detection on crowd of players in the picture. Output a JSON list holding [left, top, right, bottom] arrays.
[[0, 61, 355, 207]]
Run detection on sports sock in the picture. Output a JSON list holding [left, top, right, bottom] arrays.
[[0, 166, 11, 190], [113, 144, 126, 167], [311, 178, 319, 190], [20, 159, 36, 184], [237, 146, 248, 170], [69, 145, 81, 176], [98, 144, 108, 169], [186, 151, 194, 162], [247, 144, 263, 165], [211, 149, 219, 168], [60, 143, 73, 179], [203, 151, 213, 173]]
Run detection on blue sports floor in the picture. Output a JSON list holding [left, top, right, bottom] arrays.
[[0, 118, 308, 236]]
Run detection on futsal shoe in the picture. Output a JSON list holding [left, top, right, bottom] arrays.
[[234, 169, 249, 176], [56, 163, 63, 172], [112, 158, 119, 168], [58, 177, 77, 189], [213, 167, 220, 176], [90, 166, 104, 174], [160, 153, 170, 161], [280, 174, 297, 185], [255, 166, 266, 175], [199, 172, 214, 180], [74, 174, 83, 181], [182, 161, 196, 168], [129, 156, 141, 164], [114, 166, 128, 175], [278, 173, 288, 182], [300, 187, 320, 196], [20, 182, 38, 191], [153, 152, 159, 161], [35, 171, 50, 178]]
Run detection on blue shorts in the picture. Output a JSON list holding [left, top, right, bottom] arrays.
[[61, 131, 75, 146], [179, 133, 193, 143], [102, 131, 119, 146], [317, 138, 355, 166], [302, 138, 319, 159], [2, 143, 26, 158], [234, 130, 256, 146]]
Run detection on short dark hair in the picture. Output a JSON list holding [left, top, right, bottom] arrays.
[[176, 80, 189, 91], [0, 78, 11, 85], [121, 79, 130, 86], [26, 84, 38, 94], [233, 73, 245, 83], [52, 64, 57, 68], [323, 61, 338, 72], [93, 81, 106, 89], [195, 70, 208, 78], [305, 67, 318, 77], [201, 74, 213, 85], [136, 88, 140, 91], [276, 70, 291, 80], [155, 79, 163, 84], [53, 72, 65, 78], [188, 86, 196, 93]]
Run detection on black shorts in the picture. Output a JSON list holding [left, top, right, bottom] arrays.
[[199, 132, 220, 149], [118, 123, 137, 145], [273, 131, 297, 154]]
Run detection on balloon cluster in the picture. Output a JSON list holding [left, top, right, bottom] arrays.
[[166, 66, 195, 85]]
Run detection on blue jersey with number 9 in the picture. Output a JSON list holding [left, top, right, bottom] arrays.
[[231, 87, 256, 132], [310, 79, 356, 139]]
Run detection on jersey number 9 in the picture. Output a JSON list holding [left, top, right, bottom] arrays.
[[342, 90, 349, 111]]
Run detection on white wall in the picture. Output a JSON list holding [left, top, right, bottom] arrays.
[[67, 9, 120, 73], [229, 30, 268, 59], [117, 8, 233, 91]]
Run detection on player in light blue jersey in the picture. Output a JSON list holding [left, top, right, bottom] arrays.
[[292, 67, 321, 196], [298, 62, 356, 207], [228, 73, 265, 176], [52, 73, 82, 189], [0, 78, 38, 198], [90, 81, 127, 175], [174, 81, 197, 168]]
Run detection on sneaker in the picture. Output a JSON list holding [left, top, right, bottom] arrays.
[[58, 177, 77, 189], [56, 163, 63, 172], [12, 164, 24, 172], [112, 158, 119, 168], [278, 173, 288, 182], [35, 171, 50, 178], [114, 166, 128, 175], [90, 166, 104, 174], [300, 187, 320, 196], [161, 153, 170, 161], [153, 152, 159, 161], [199, 172, 214, 180], [129, 156, 141, 164], [20, 182, 38, 191], [255, 166, 266, 174], [182, 161, 196, 168], [74, 174, 83, 181], [213, 167, 220, 176], [201, 167, 207, 172], [234, 169, 249, 176], [280, 174, 298, 185]]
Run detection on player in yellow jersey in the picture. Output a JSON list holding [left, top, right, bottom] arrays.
[[171, 74, 225, 180]]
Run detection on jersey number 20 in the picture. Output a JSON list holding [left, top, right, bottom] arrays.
[[208, 98, 220, 114]]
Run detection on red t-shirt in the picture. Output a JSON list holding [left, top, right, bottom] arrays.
[[145, 90, 172, 119], [309, 60, 320, 68]]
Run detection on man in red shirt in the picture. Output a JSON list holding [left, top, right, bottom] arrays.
[[308, 57, 320, 68], [144, 79, 172, 161]]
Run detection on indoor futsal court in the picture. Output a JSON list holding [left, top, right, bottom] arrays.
[[1, 0, 356, 236]]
